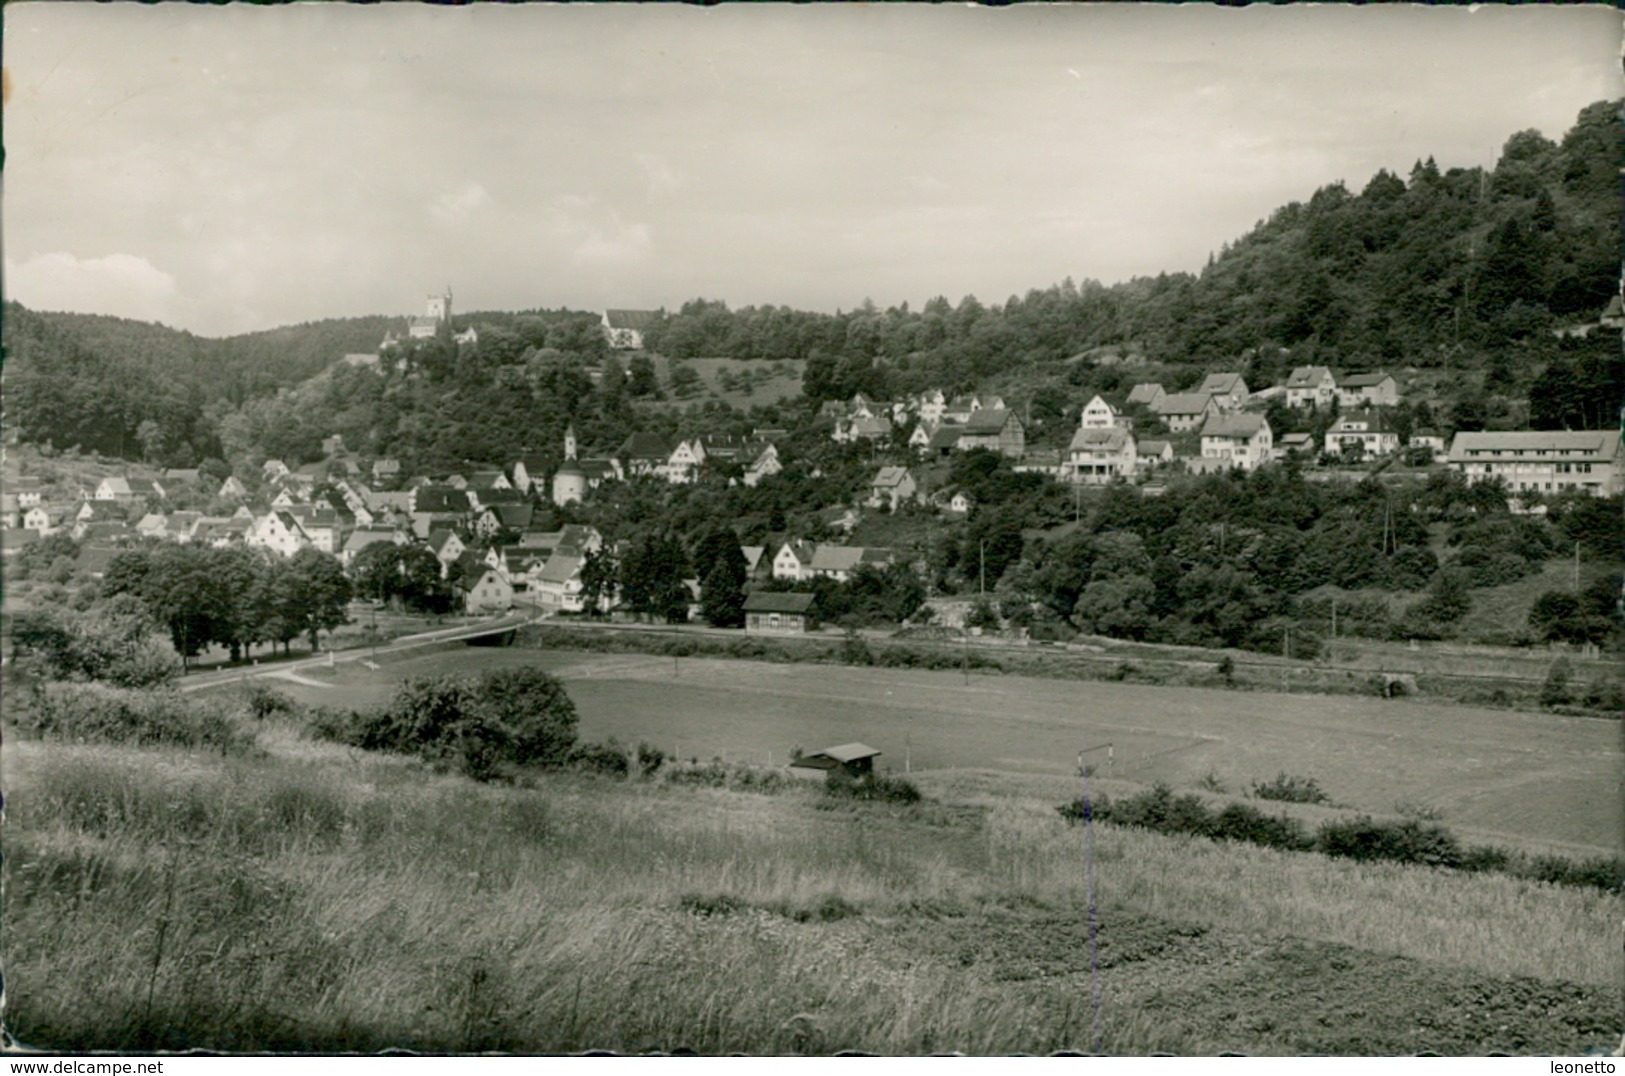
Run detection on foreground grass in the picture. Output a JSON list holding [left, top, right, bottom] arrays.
[[6, 732, 1619, 1054]]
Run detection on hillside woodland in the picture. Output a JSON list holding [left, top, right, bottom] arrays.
[[4, 100, 1618, 474]]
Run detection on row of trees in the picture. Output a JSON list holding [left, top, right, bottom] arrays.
[[101, 544, 352, 667]]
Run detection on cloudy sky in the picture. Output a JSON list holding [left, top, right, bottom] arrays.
[[4, 3, 1620, 337]]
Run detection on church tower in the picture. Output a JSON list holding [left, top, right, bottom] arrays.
[[552, 423, 587, 507]]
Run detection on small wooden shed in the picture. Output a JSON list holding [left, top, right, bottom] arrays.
[[790, 743, 882, 781]]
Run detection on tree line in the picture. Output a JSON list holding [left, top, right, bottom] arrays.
[[99, 544, 352, 667]]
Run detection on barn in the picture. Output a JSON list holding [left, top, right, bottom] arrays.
[[743, 591, 818, 634], [789, 743, 881, 781]]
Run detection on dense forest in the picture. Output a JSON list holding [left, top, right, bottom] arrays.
[[4, 100, 1618, 471]]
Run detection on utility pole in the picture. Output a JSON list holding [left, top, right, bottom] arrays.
[[1282, 624, 1291, 693], [979, 539, 986, 598]]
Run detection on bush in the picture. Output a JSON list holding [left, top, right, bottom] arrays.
[[1249, 772, 1330, 805], [635, 741, 666, 777], [237, 681, 302, 722], [21, 683, 257, 755], [1314, 816, 1463, 869], [567, 738, 631, 778], [318, 666, 580, 781], [1107, 783, 1213, 836], [1210, 803, 1312, 851], [824, 768, 921, 805], [1056, 787, 1616, 893], [1513, 854, 1620, 891], [1539, 657, 1573, 708]]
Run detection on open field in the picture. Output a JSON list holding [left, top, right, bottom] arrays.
[[254, 647, 1623, 855], [643, 355, 804, 407], [4, 729, 1619, 1055]]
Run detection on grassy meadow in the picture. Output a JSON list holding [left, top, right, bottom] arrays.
[[258, 648, 1624, 855], [5, 690, 1622, 1055]]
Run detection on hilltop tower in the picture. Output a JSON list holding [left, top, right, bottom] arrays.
[[426, 287, 452, 323]]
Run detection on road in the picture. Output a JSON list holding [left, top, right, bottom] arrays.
[[177, 611, 537, 692]]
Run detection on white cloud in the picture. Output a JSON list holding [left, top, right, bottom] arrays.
[[544, 194, 653, 267], [6, 251, 180, 324], [633, 151, 682, 197], [429, 180, 491, 225]]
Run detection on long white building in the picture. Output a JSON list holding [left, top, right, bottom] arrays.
[[1446, 430, 1622, 497]]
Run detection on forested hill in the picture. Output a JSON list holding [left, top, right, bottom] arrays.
[[634, 99, 1620, 398], [2, 305, 397, 462], [3, 99, 1618, 468]]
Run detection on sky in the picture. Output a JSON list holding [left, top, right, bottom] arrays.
[[4, 3, 1621, 338]]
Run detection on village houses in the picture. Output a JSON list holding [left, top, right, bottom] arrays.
[[1324, 409, 1400, 459], [1200, 413, 1274, 472], [1284, 366, 1337, 410], [867, 466, 918, 512], [1335, 372, 1400, 409], [1152, 392, 1220, 432], [1068, 427, 1138, 485]]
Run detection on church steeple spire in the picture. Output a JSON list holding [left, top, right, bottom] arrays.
[[564, 423, 578, 461]]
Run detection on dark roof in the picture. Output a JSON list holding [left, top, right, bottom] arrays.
[[962, 409, 1015, 435], [473, 487, 527, 505], [1338, 371, 1394, 388], [743, 591, 816, 614], [1201, 413, 1267, 439], [485, 503, 536, 528], [414, 487, 470, 513], [793, 743, 882, 770], [618, 432, 671, 460]]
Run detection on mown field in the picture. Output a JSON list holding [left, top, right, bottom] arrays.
[[5, 725, 1620, 1055], [260, 647, 1624, 855]]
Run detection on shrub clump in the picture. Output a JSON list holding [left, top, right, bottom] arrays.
[[1056, 784, 1621, 895], [315, 666, 578, 781], [824, 768, 922, 805], [20, 682, 257, 755], [1249, 771, 1331, 805], [1315, 815, 1464, 868], [236, 681, 303, 722], [662, 759, 792, 794]]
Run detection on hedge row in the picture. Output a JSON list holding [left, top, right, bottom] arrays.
[[13, 682, 260, 755], [1059, 784, 1620, 894], [523, 624, 1622, 714]]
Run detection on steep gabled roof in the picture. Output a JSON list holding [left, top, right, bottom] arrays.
[[1197, 372, 1246, 395], [604, 309, 661, 332], [809, 545, 865, 574], [1153, 392, 1217, 415], [536, 554, 583, 585], [618, 432, 672, 460], [1069, 427, 1130, 452], [1337, 371, 1395, 389], [1201, 413, 1267, 439], [1285, 365, 1334, 389], [962, 409, 1014, 435]]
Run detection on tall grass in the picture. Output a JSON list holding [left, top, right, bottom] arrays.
[[6, 737, 1618, 1054]]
